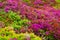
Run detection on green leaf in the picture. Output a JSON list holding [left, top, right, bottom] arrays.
[[55, 0, 60, 3]]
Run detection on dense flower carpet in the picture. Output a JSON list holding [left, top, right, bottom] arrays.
[[0, 0, 60, 40]]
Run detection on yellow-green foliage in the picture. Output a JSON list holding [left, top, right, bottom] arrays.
[[0, 10, 30, 29], [0, 27, 42, 40], [55, 0, 60, 3]]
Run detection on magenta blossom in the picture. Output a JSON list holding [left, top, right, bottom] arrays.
[[0, 2, 3, 7]]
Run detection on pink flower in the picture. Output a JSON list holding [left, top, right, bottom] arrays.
[[45, 31, 50, 35], [4, 6, 10, 12], [14, 38, 17, 40], [0, 2, 3, 7]]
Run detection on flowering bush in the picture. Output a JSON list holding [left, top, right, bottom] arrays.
[[0, 0, 60, 40]]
